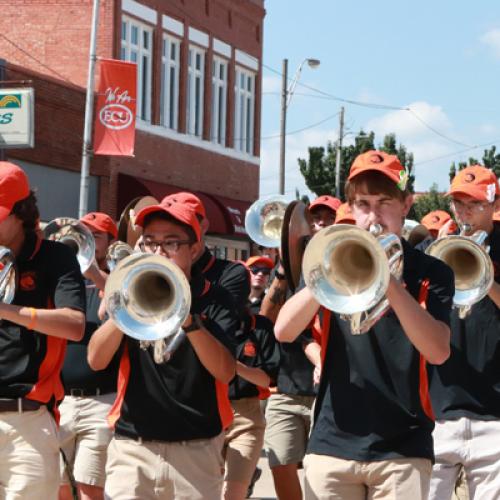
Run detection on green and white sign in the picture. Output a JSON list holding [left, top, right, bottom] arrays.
[[0, 88, 34, 148]]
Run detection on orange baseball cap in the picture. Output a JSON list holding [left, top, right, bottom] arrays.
[[447, 165, 500, 203], [165, 191, 206, 219], [245, 255, 275, 269], [134, 197, 201, 241], [0, 161, 30, 223], [80, 212, 118, 239], [493, 210, 500, 222], [421, 210, 457, 233], [309, 195, 341, 213], [348, 150, 409, 190], [335, 202, 355, 224]]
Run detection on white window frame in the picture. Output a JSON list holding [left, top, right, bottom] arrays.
[[121, 16, 153, 122], [234, 66, 255, 155], [160, 33, 181, 130], [211, 56, 228, 146], [186, 45, 205, 138]]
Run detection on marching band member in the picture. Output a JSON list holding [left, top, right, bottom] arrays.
[[428, 166, 500, 500], [0, 161, 86, 499], [246, 255, 275, 315], [165, 192, 250, 314], [223, 305, 280, 500], [421, 210, 457, 240], [309, 195, 341, 232], [58, 212, 119, 500], [275, 151, 454, 500], [88, 198, 238, 500]]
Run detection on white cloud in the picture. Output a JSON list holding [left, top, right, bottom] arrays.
[[261, 75, 282, 94], [480, 29, 500, 59]]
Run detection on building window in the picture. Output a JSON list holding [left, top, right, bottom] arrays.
[[160, 34, 181, 130], [186, 46, 205, 137], [211, 57, 228, 146], [234, 67, 255, 154], [121, 16, 153, 122]]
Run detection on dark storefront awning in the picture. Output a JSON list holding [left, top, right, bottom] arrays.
[[117, 174, 250, 237]]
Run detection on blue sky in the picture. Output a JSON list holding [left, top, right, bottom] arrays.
[[259, 1, 500, 198]]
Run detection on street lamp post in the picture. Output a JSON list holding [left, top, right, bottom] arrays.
[[278, 58, 320, 195]]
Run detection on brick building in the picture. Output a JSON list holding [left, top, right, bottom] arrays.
[[2, 0, 265, 259]]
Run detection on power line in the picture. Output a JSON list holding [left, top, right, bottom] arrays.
[[260, 111, 339, 140]]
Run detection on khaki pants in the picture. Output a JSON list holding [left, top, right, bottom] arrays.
[[105, 433, 224, 500], [223, 397, 266, 484], [264, 393, 314, 467], [0, 406, 60, 500], [430, 417, 500, 500], [59, 393, 115, 487], [304, 453, 432, 500]]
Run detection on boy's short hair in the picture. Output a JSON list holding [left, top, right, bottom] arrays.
[[345, 171, 411, 204]]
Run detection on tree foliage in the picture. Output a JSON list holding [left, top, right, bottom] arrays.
[[449, 145, 500, 182], [412, 183, 451, 221], [298, 130, 415, 200]]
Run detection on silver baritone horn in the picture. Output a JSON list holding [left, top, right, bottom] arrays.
[[303, 224, 403, 334], [104, 253, 191, 345], [245, 195, 289, 248], [0, 247, 16, 304], [44, 217, 96, 274], [425, 224, 493, 318]]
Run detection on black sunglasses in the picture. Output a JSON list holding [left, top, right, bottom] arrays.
[[250, 267, 271, 276]]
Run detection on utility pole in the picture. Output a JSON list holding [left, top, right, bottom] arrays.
[[335, 106, 345, 198], [0, 59, 6, 161], [78, 0, 100, 218], [278, 59, 288, 195]]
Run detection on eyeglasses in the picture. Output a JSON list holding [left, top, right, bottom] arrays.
[[139, 239, 192, 254], [250, 267, 271, 276], [451, 199, 490, 212]]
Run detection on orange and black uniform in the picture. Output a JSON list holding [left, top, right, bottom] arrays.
[[229, 313, 280, 400], [62, 279, 119, 395], [109, 272, 238, 441], [0, 232, 86, 409], [193, 247, 250, 314], [428, 223, 500, 420], [309, 240, 454, 461]]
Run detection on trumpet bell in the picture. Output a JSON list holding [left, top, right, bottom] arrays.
[[245, 195, 289, 248], [44, 218, 95, 274], [104, 253, 191, 342], [303, 224, 398, 315], [425, 232, 493, 309], [0, 247, 16, 304]]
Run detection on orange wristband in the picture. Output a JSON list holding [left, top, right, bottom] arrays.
[[27, 308, 37, 330]]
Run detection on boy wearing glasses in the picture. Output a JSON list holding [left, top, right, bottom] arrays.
[[246, 255, 274, 315], [428, 166, 500, 500], [88, 198, 238, 500]]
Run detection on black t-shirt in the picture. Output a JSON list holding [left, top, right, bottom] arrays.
[[0, 232, 86, 405], [308, 240, 454, 462], [192, 247, 250, 315], [112, 273, 239, 441], [429, 222, 500, 420], [62, 280, 119, 394], [229, 313, 280, 400], [248, 294, 264, 316]]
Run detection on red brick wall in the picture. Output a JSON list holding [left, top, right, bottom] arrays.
[[2, 0, 115, 88]]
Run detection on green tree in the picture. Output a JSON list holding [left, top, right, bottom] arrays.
[[482, 145, 500, 178], [412, 183, 451, 221], [298, 130, 414, 200]]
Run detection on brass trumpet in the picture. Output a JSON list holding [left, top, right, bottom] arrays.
[[302, 224, 403, 334], [425, 224, 493, 318], [0, 247, 16, 304]]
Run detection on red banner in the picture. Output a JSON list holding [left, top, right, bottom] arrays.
[[93, 59, 137, 156]]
